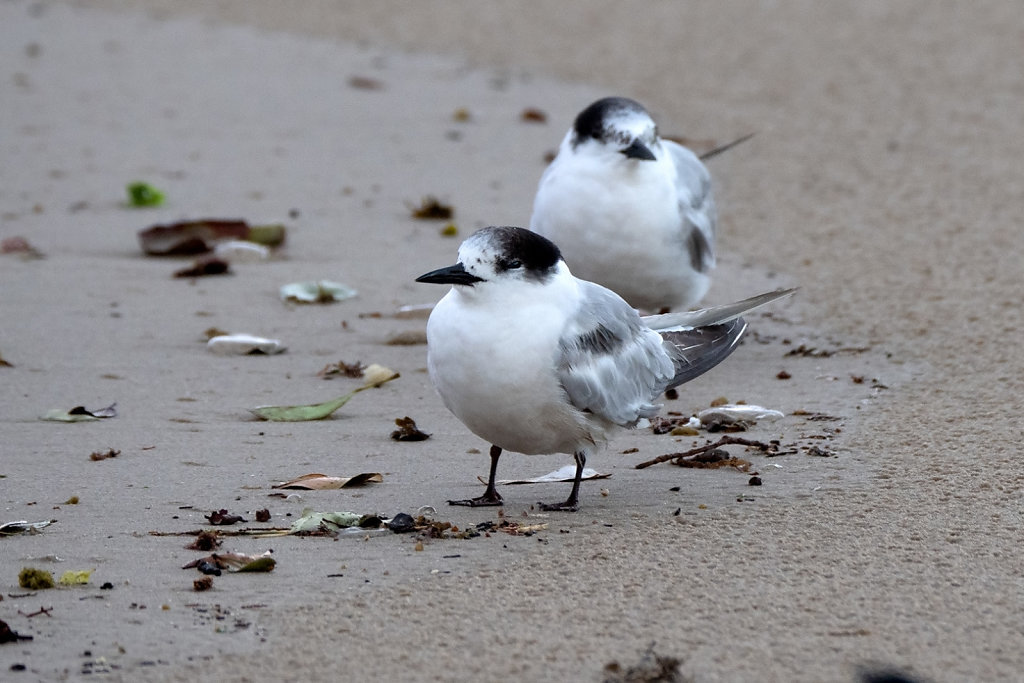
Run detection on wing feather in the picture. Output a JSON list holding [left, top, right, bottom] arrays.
[[666, 140, 717, 273], [557, 282, 674, 426]]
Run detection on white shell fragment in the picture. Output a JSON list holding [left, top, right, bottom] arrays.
[[696, 404, 784, 429], [280, 280, 357, 304], [213, 240, 270, 263], [493, 465, 611, 485], [207, 334, 286, 355]]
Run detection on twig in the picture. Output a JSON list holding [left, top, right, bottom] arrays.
[[635, 436, 772, 469], [149, 527, 291, 538], [18, 606, 53, 618]]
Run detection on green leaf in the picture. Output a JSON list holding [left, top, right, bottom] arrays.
[[249, 372, 398, 421]]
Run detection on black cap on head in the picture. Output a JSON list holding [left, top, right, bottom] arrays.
[[572, 96, 648, 144], [483, 226, 562, 275]]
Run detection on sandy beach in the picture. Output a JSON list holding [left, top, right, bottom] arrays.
[[2, 2, 1022, 681]]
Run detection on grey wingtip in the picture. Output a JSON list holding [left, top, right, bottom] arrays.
[[643, 287, 798, 332]]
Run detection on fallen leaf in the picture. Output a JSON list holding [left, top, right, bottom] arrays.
[[273, 472, 383, 490], [288, 509, 364, 535], [236, 557, 276, 573], [42, 403, 117, 422], [89, 448, 120, 461], [280, 280, 357, 304], [391, 416, 430, 441], [205, 509, 247, 526], [410, 196, 453, 220], [58, 569, 94, 585], [250, 371, 399, 421], [183, 550, 274, 572], [186, 530, 221, 551], [1, 236, 44, 259], [138, 219, 285, 255], [174, 256, 231, 278], [348, 75, 384, 90], [520, 107, 547, 123], [0, 618, 34, 643], [317, 360, 365, 379]]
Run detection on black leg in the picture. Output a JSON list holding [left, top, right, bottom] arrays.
[[539, 451, 585, 512], [448, 444, 505, 507]]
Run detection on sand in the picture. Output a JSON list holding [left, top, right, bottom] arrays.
[[1, 1, 1021, 681]]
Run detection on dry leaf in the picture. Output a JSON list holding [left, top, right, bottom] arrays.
[[520, 107, 547, 123], [391, 416, 430, 441], [205, 509, 247, 526], [174, 256, 231, 278], [43, 403, 117, 422], [272, 472, 383, 490], [317, 360, 365, 379], [138, 219, 285, 255], [348, 75, 384, 90], [410, 196, 453, 220], [89, 448, 120, 461]]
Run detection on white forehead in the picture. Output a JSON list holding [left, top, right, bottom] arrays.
[[604, 107, 655, 137], [458, 230, 502, 264]]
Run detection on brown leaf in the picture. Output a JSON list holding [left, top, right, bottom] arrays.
[[390, 416, 431, 441], [138, 220, 249, 255], [174, 256, 231, 278], [205, 509, 247, 526], [1, 236, 44, 259], [410, 196, 453, 220], [520, 107, 547, 123], [348, 75, 384, 90], [89, 448, 120, 461], [317, 360, 365, 379], [0, 618, 33, 643], [186, 530, 221, 551]]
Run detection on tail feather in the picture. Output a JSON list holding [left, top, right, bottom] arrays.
[[661, 318, 747, 388]]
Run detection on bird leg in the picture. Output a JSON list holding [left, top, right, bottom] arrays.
[[448, 444, 505, 507], [539, 451, 586, 512]]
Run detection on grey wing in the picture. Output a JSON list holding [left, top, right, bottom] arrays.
[[666, 140, 717, 273], [556, 282, 675, 426]]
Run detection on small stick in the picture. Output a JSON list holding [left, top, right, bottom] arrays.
[[18, 606, 53, 618], [635, 436, 772, 469]]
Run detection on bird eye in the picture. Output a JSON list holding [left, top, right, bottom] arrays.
[[501, 259, 522, 270]]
